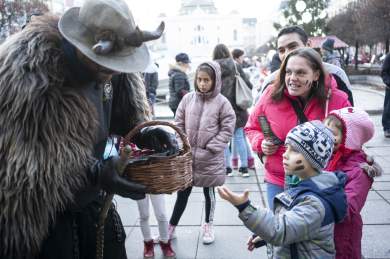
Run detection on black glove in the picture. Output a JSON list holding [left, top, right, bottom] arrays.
[[132, 126, 179, 155], [89, 158, 146, 200]]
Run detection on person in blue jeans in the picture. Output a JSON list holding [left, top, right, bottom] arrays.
[[213, 44, 254, 177], [224, 128, 254, 177]]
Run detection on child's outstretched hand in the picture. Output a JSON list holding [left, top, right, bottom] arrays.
[[217, 186, 249, 206], [247, 235, 267, 251]]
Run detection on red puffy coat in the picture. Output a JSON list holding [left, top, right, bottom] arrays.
[[244, 75, 350, 187]]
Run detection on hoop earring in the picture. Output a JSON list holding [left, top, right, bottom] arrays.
[[314, 81, 319, 88]]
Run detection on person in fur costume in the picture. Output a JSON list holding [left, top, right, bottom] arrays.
[[0, 0, 177, 258]]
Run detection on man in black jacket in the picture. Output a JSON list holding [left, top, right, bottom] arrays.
[[143, 62, 159, 117], [168, 53, 191, 115], [382, 53, 390, 138]]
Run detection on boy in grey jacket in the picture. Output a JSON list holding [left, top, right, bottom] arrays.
[[218, 121, 347, 259]]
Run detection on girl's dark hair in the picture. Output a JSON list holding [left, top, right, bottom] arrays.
[[272, 47, 328, 107], [194, 64, 215, 90], [232, 49, 244, 60], [212, 44, 231, 60]]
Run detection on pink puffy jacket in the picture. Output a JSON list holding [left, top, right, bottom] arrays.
[[244, 75, 350, 187], [175, 61, 235, 187]]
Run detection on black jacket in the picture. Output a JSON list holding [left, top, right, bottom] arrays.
[[382, 53, 390, 87], [144, 72, 159, 96], [215, 57, 253, 129], [168, 66, 190, 110]]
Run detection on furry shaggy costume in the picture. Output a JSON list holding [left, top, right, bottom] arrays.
[[0, 15, 150, 258]]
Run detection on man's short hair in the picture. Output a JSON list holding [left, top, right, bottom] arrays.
[[277, 25, 308, 45]]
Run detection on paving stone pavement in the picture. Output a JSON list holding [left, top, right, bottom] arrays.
[[118, 85, 390, 259]]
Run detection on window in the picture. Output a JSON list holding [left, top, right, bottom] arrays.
[[233, 30, 238, 41]]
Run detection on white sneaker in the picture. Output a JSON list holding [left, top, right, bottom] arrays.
[[202, 223, 215, 244], [241, 171, 250, 178]]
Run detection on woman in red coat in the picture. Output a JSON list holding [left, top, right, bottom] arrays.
[[244, 47, 351, 209]]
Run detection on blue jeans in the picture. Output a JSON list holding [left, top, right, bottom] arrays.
[[266, 182, 284, 210], [224, 146, 231, 168], [225, 128, 253, 168]]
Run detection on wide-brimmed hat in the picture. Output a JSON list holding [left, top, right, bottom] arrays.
[[58, 0, 165, 73]]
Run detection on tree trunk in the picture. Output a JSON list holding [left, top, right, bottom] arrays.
[[386, 38, 389, 54], [355, 40, 359, 70]]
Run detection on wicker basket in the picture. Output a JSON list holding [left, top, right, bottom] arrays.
[[123, 120, 193, 194]]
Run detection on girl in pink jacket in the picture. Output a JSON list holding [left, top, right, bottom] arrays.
[[324, 107, 381, 259], [168, 61, 235, 244], [244, 48, 350, 209]]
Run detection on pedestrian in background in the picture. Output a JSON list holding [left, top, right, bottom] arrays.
[[245, 47, 350, 209], [321, 38, 342, 68], [381, 52, 390, 138], [219, 121, 347, 258], [269, 52, 281, 73], [230, 48, 256, 176], [168, 61, 235, 245], [168, 52, 191, 116], [213, 44, 254, 177], [143, 62, 159, 117], [324, 107, 382, 259]]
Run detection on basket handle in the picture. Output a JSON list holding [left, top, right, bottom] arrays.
[[123, 120, 191, 153]]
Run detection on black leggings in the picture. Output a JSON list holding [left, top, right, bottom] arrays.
[[169, 186, 216, 226]]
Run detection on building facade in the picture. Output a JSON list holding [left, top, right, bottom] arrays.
[[153, 0, 259, 59]]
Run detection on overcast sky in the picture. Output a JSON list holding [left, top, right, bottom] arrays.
[[126, 0, 282, 25]]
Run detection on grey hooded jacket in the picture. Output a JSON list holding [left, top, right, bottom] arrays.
[[239, 172, 347, 259]]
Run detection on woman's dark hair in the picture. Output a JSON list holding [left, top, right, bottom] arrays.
[[212, 44, 231, 60], [272, 47, 327, 106], [194, 64, 215, 90], [232, 49, 244, 60]]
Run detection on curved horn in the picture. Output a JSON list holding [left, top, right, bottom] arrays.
[[125, 21, 165, 47], [92, 40, 114, 55]]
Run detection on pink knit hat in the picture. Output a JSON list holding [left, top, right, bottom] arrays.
[[329, 107, 375, 150]]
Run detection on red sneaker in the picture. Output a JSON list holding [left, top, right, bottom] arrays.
[[143, 240, 154, 258], [159, 240, 176, 258]]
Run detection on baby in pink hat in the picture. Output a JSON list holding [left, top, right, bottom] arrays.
[[324, 107, 382, 259]]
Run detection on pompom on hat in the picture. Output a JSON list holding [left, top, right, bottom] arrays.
[[285, 121, 335, 171], [328, 107, 374, 150]]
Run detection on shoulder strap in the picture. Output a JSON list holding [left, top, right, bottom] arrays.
[[232, 60, 239, 75], [289, 99, 308, 124]]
